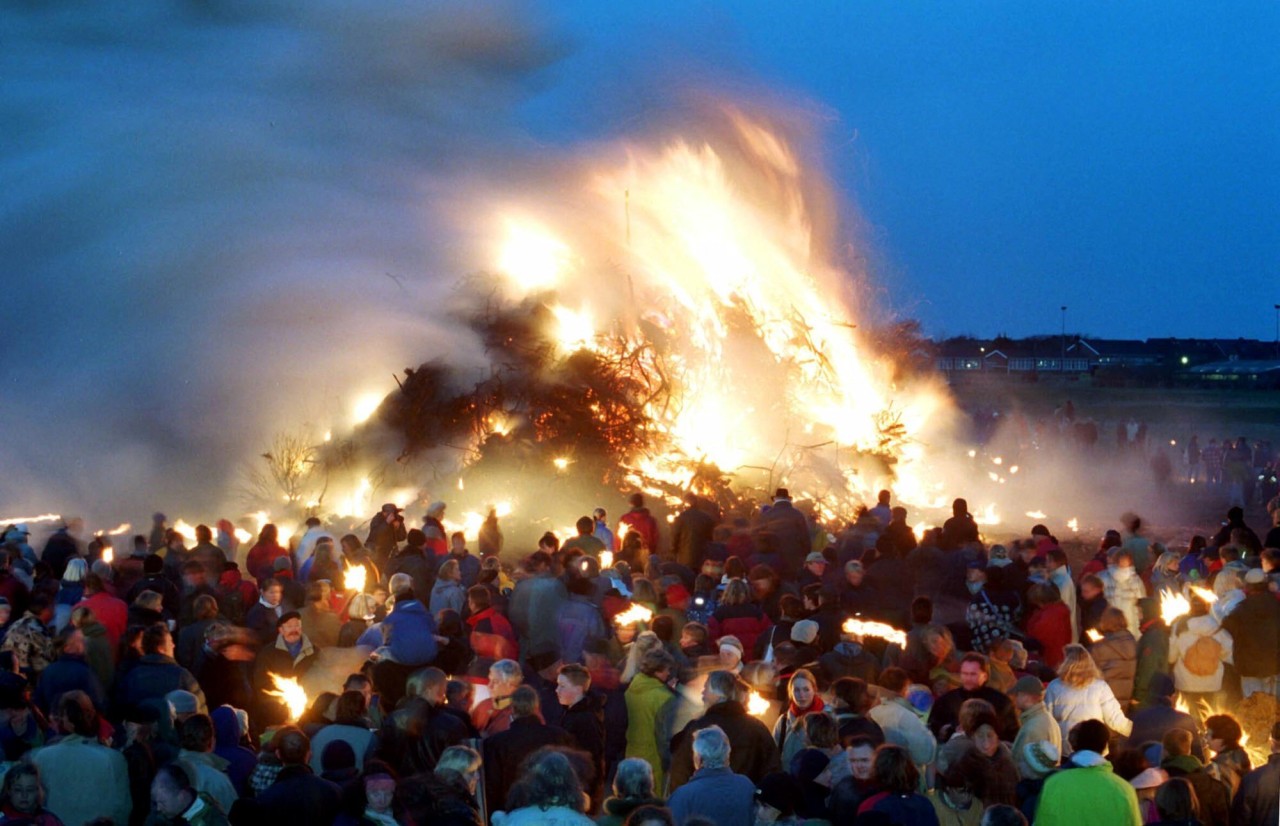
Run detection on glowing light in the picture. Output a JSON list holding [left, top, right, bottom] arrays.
[[553, 457, 572, 471], [1066, 518, 1079, 533], [1009, 465, 1019, 474], [234, 528, 252, 543], [343, 565, 367, 593], [496, 218, 571, 291], [0, 513, 61, 526], [599, 550, 614, 568], [323, 430, 332, 442], [101, 547, 114, 565], [495, 501, 513, 518], [457, 478, 465, 491], [973, 504, 1000, 526], [264, 673, 308, 721], [1161, 589, 1191, 625], [912, 523, 934, 542], [967, 450, 977, 459], [105, 523, 132, 535], [172, 519, 198, 543], [1174, 694, 1190, 715], [1025, 510, 1048, 520], [1190, 586, 1218, 604], [352, 393, 382, 425], [842, 618, 907, 647], [549, 304, 596, 352], [992, 457, 1003, 466], [747, 691, 770, 716], [613, 604, 654, 626], [1086, 629, 1104, 643]]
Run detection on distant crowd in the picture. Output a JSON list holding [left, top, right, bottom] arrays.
[[0, 481, 1277, 826]]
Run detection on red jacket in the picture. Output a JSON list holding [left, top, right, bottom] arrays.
[[708, 604, 773, 658], [467, 607, 518, 661], [617, 508, 660, 554], [1027, 601, 1073, 669], [75, 591, 129, 648], [246, 541, 289, 584]]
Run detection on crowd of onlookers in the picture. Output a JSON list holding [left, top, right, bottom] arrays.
[[0, 483, 1277, 826]]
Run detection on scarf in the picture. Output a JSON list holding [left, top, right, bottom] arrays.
[[789, 695, 825, 719], [362, 808, 398, 826]]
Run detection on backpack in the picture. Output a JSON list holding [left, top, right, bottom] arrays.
[[1183, 632, 1223, 677]]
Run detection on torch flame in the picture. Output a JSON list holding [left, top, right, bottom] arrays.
[[106, 522, 132, 535], [1085, 628, 1104, 643], [102, 547, 114, 565], [613, 603, 654, 627], [264, 673, 308, 721], [842, 618, 907, 647], [747, 691, 770, 717], [343, 565, 367, 593], [599, 550, 614, 569], [1161, 589, 1191, 625], [1066, 518, 1079, 533], [1189, 586, 1218, 604]]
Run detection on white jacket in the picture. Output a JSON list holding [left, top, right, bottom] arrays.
[[868, 695, 936, 767], [1168, 613, 1233, 693], [1098, 566, 1145, 637], [1043, 677, 1133, 748]]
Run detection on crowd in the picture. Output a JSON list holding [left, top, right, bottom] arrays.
[[0, 484, 1277, 826]]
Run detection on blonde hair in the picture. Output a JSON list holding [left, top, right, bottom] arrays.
[[1057, 644, 1102, 688], [720, 579, 750, 606]]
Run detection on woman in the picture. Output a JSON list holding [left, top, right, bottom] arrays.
[[308, 691, 374, 774], [1168, 592, 1232, 722], [54, 558, 88, 631], [624, 648, 678, 793], [953, 710, 1018, 806], [1152, 776, 1201, 826], [1025, 582, 1072, 670], [856, 744, 939, 824], [595, 758, 664, 826], [246, 524, 289, 584], [925, 769, 982, 826], [333, 768, 400, 826], [707, 579, 772, 657], [788, 711, 847, 819], [299, 581, 341, 649], [430, 560, 467, 617], [1089, 606, 1138, 710], [1202, 713, 1251, 797], [493, 749, 595, 825], [772, 668, 824, 768], [1098, 548, 1146, 637], [0, 763, 64, 825], [829, 677, 885, 747], [1043, 644, 1133, 748]]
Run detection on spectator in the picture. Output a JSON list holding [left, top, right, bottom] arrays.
[[1043, 644, 1133, 748], [115, 623, 207, 718], [472, 659, 525, 737], [929, 653, 1018, 743], [492, 749, 594, 826], [308, 690, 374, 774], [554, 663, 605, 800], [1221, 567, 1280, 700], [1010, 676, 1061, 780], [596, 758, 664, 826], [1159, 728, 1230, 826], [1089, 606, 1138, 710], [1168, 591, 1232, 722], [856, 744, 939, 823], [669, 670, 780, 788], [1203, 713, 1251, 798], [1025, 582, 1072, 670], [0, 763, 64, 826], [299, 581, 341, 650], [1035, 719, 1141, 826], [772, 668, 823, 767], [483, 686, 576, 813], [251, 611, 317, 726], [177, 713, 238, 814], [31, 691, 131, 826], [247, 727, 342, 825], [150, 762, 229, 826], [868, 667, 937, 770], [624, 648, 678, 793], [1231, 721, 1280, 826], [666, 726, 755, 826]]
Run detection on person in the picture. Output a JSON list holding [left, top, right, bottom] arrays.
[[299, 581, 341, 649], [772, 668, 823, 767], [1126, 674, 1205, 761], [556, 577, 608, 666], [553, 663, 605, 798], [1203, 713, 1251, 798], [483, 686, 576, 813], [245, 727, 342, 826], [596, 758, 664, 826], [430, 559, 468, 616], [0, 763, 64, 826], [1010, 676, 1061, 780], [1098, 548, 1146, 637], [332, 769, 400, 826], [666, 726, 755, 826], [1159, 728, 1230, 826], [371, 574, 438, 711], [33, 626, 106, 714], [252, 612, 317, 726], [31, 691, 131, 826], [867, 667, 937, 770], [446, 532, 481, 588], [1168, 591, 1232, 721], [369, 667, 469, 778], [926, 769, 982, 826], [561, 517, 606, 560], [74, 572, 127, 648], [671, 494, 716, 569], [308, 690, 375, 774], [953, 708, 1019, 806], [1035, 719, 1141, 826], [617, 493, 661, 558], [115, 623, 207, 717], [1025, 582, 1072, 669], [1043, 644, 1133, 747], [388, 530, 436, 604], [366, 504, 406, 570], [1221, 567, 1280, 699], [393, 745, 482, 826], [929, 653, 1018, 742], [2, 593, 54, 680], [1231, 721, 1280, 826], [472, 659, 525, 736], [707, 579, 772, 657], [246, 524, 289, 585], [669, 670, 780, 788], [963, 562, 1020, 653], [1150, 777, 1199, 826], [149, 762, 229, 826], [856, 744, 939, 823], [176, 713, 239, 815], [624, 648, 678, 793], [491, 748, 594, 826], [981, 805, 1029, 826], [509, 552, 568, 660], [1089, 606, 1138, 710], [940, 498, 979, 551]]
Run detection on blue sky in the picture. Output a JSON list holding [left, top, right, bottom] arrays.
[[521, 2, 1280, 339]]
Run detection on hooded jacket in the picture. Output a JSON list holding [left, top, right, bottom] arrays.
[[380, 599, 438, 666], [1168, 614, 1233, 693]]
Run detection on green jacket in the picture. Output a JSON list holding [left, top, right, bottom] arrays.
[[1133, 622, 1170, 708], [624, 673, 677, 793], [1035, 761, 1141, 826]]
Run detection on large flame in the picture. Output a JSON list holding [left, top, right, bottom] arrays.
[[343, 564, 367, 593], [264, 673, 309, 721], [1161, 589, 1191, 625], [613, 603, 654, 627]]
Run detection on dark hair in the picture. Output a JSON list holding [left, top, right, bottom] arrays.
[[623, 805, 675, 825], [910, 596, 933, 624], [1204, 713, 1243, 747], [802, 712, 839, 749], [1069, 719, 1111, 754], [724, 556, 746, 579], [650, 614, 674, 642], [56, 691, 97, 737], [141, 623, 171, 654], [980, 804, 1029, 826], [872, 744, 918, 794], [334, 690, 367, 725], [960, 652, 989, 673], [832, 677, 874, 715], [276, 727, 310, 765], [509, 749, 584, 812], [179, 714, 215, 752], [154, 763, 195, 796], [778, 593, 803, 619], [511, 685, 540, 718], [877, 667, 910, 694], [467, 585, 491, 611]]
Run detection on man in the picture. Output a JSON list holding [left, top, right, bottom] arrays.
[[1126, 674, 1204, 761], [127, 553, 181, 618], [162, 529, 195, 585], [32, 691, 131, 826], [1035, 719, 1140, 826], [33, 627, 105, 713], [366, 503, 406, 569], [929, 653, 1019, 741], [757, 488, 810, 577], [798, 551, 832, 590], [245, 577, 289, 646], [193, 622, 253, 713], [387, 529, 437, 604], [482, 685, 575, 812], [179, 594, 220, 668], [556, 576, 607, 665], [151, 762, 229, 826], [839, 559, 875, 616], [370, 667, 469, 777], [939, 498, 980, 552], [252, 612, 317, 726], [1009, 676, 1061, 780], [116, 623, 207, 717], [1222, 568, 1280, 699], [869, 489, 893, 527], [668, 669, 780, 788], [74, 572, 127, 647], [1160, 728, 1230, 826], [869, 667, 936, 769], [667, 726, 755, 826], [1232, 721, 1280, 826], [465, 585, 517, 674], [615, 493, 660, 555], [177, 713, 238, 814], [191, 524, 229, 586], [178, 560, 221, 628], [882, 506, 918, 556], [671, 493, 717, 569], [41, 519, 83, 580], [1046, 548, 1080, 643], [555, 663, 606, 795], [249, 727, 342, 825], [448, 532, 481, 587], [293, 517, 327, 572], [562, 517, 607, 559], [471, 659, 524, 736], [509, 551, 568, 659], [828, 735, 880, 820], [592, 507, 615, 551]]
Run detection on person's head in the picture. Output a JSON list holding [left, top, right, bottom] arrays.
[[435, 745, 482, 794], [803, 552, 828, 579], [388, 572, 413, 600], [1027, 582, 1061, 609], [965, 563, 987, 592], [832, 677, 874, 716], [612, 756, 655, 800], [788, 669, 817, 710], [1097, 606, 1128, 635], [801, 583, 825, 612], [1203, 713, 1243, 753], [844, 560, 865, 587], [408, 667, 448, 705], [446, 679, 473, 712], [2, 764, 46, 815], [872, 744, 918, 794], [1046, 548, 1068, 573], [555, 663, 590, 708], [488, 659, 523, 698], [277, 612, 303, 646], [333, 690, 367, 726], [1069, 719, 1111, 755], [1154, 777, 1199, 822], [877, 667, 911, 697], [720, 578, 749, 607], [680, 621, 708, 652], [515, 749, 585, 812], [639, 648, 675, 681], [276, 726, 310, 766], [1057, 644, 1102, 689], [261, 578, 283, 607], [691, 725, 731, 770], [1079, 574, 1104, 601], [980, 804, 1030, 826], [701, 670, 742, 708], [190, 593, 218, 623], [142, 623, 174, 658], [959, 653, 989, 691], [968, 716, 1001, 757], [55, 691, 97, 737], [1012, 676, 1045, 711], [150, 763, 196, 818], [847, 735, 876, 781], [258, 523, 278, 545], [910, 596, 933, 625], [802, 712, 839, 750], [509, 685, 540, 720], [344, 673, 373, 708], [179, 713, 215, 754], [1109, 548, 1135, 571]]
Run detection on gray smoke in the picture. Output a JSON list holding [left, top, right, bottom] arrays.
[[0, 2, 567, 523]]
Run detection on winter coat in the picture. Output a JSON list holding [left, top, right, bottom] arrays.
[[1034, 756, 1142, 826], [33, 654, 106, 713], [1168, 614, 1233, 693], [1011, 701, 1063, 780], [483, 717, 576, 812], [667, 766, 756, 826], [1231, 753, 1280, 826], [617, 508, 661, 556], [246, 541, 289, 585], [558, 693, 606, 793], [817, 641, 880, 684], [1090, 629, 1138, 707], [211, 706, 256, 796], [178, 749, 238, 815], [868, 694, 936, 767], [671, 506, 716, 568], [668, 700, 781, 789], [429, 578, 467, 617], [1027, 602, 1073, 669], [624, 672, 677, 793], [115, 653, 207, 717], [1221, 591, 1280, 678], [509, 573, 568, 657], [75, 590, 128, 648], [80, 619, 115, 691], [387, 548, 436, 604], [249, 764, 342, 826], [491, 805, 594, 826], [1099, 566, 1146, 637], [556, 595, 607, 665], [252, 635, 318, 726], [707, 603, 772, 658], [1043, 677, 1133, 746], [466, 607, 517, 663], [595, 796, 667, 826], [380, 599, 438, 666], [1134, 621, 1172, 708], [757, 500, 810, 576], [32, 733, 132, 826]]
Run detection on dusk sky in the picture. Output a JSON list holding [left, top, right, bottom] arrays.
[[527, 1, 1280, 340]]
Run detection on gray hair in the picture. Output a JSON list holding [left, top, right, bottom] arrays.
[[692, 725, 731, 769], [612, 757, 655, 799], [489, 659, 522, 687], [435, 745, 481, 778], [704, 670, 743, 703], [388, 572, 413, 597]]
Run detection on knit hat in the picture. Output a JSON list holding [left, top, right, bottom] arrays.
[[1012, 676, 1044, 696], [718, 635, 744, 660], [1130, 767, 1168, 790], [790, 620, 819, 645], [1023, 741, 1060, 778], [426, 501, 447, 519]]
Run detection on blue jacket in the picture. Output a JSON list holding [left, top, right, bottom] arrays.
[[667, 766, 755, 826], [382, 600, 438, 666], [556, 595, 607, 664]]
